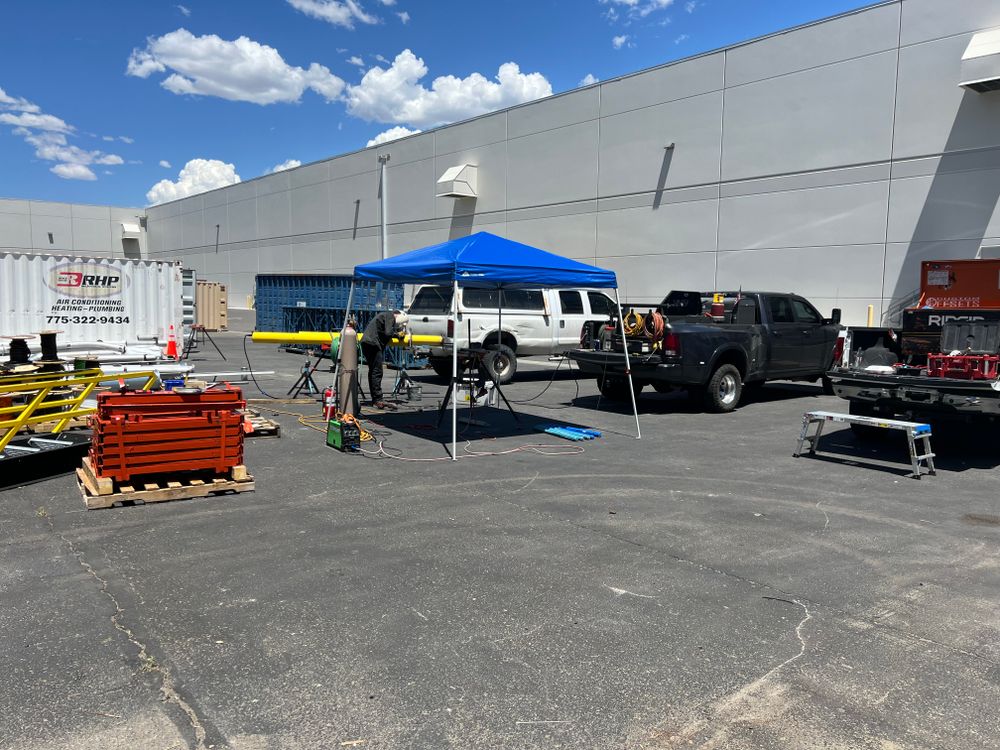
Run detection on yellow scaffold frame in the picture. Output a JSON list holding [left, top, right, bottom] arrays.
[[0, 368, 157, 453]]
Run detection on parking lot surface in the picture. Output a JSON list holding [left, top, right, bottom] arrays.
[[2, 330, 998, 749]]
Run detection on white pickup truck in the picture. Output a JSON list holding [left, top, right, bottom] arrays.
[[406, 285, 618, 382]]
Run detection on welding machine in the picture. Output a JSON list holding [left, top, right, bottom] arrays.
[[326, 417, 361, 452]]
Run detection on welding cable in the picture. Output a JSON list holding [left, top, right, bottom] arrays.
[[242, 334, 283, 400], [622, 310, 645, 337], [359, 438, 584, 461], [642, 309, 665, 343]]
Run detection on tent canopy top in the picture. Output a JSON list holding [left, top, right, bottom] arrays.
[[353, 231, 617, 289]]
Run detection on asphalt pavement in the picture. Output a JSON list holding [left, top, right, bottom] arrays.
[[1, 324, 998, 749]]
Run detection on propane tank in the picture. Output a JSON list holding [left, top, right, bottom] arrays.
[[337, 322, 360, 417]]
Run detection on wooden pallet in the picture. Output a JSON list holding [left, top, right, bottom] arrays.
[[77, 457, 254, 510], [244, 408, 281, 438], [21, 415, 91, 433]]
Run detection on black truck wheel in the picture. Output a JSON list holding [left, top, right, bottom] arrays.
[[429, 357, 453, 380], [599, 375, 642, 401], [652, 382, 673, 394], [704, 364, 743, 413], [484, 344, 517, 384]]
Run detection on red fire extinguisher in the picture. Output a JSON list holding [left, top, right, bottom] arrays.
[[323, 386, 337, 420]]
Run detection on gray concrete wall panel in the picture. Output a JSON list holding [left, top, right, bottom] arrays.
[[257, 190, 291, 239], [71, 217, 112, 253], [893, 35, 1000, 158], [599, 52, 724, 117], [434, 112, 507, 155], [719, 181, 889, 251], [508, 88, 598, 139], [598, 91, 723, 196], [722, 51, 897, 181], [385, 158, 435, 224], [900, 0, 1000, 46], [289, 182, 332, 236], [30, 215, 72, 251], [505, 212, 597, 261], [597, 198, 719, 257], [599, 251, 717, 301], [887, 169, 1000, 244], [291, 238, 333, 271], [725, 4, 900, 87], [506, 121, 599, 209], [227, 198, 258, 244], [331, 172, 379, 231], [0, 212, 31, 249]]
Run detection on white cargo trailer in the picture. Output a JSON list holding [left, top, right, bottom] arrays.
[[0, 253, 182, 352]]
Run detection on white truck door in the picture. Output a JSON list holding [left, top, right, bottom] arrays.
[[557, 290, 586, 349]]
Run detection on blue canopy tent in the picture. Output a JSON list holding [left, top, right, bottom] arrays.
[[344, 232, 640, 457]]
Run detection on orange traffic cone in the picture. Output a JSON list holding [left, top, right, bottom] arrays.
[[164, 325, 179, 359]]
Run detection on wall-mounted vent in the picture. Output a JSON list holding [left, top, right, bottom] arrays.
[[121, 222, 142, 238], [436, 164, 478, 198], [960, 28, 1000, 93]]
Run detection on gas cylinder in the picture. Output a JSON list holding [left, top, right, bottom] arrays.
[[323, 386, 336, 420]]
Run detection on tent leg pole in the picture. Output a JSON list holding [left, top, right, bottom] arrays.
[[452, 279, 459, 460], [615, 288, 641, 439]]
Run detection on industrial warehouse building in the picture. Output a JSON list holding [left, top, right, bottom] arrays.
[[6, 0, 1000, 326]]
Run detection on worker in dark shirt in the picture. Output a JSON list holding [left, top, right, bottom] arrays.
[[361, 309, 408, 408]]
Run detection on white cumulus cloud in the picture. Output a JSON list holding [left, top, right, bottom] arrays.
[[347, 55, 365, 67], [159, 159, 172, 168], [345, 50, 551, 129], [366, 125, 420, 147], [612, 34, 628, 49], [270, 158, 302, 172], [51, 163, 96, 181], [579, 73, 599, 86], [286, 0, 379, 28], [0, 87, 122, 179], [602, 0, 673, 20], [396, 10, 410, 23], [126, 29, 345, 105], [146, 158, 241, 205], [177, 4, 191, 16]]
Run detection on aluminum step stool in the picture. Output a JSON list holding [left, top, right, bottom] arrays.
[[794, 410, 936, 479]]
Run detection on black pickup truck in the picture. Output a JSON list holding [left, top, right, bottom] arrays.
[[569, 291, 842, 412]]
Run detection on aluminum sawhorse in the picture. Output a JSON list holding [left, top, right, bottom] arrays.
[[794, 410, 936, 479]]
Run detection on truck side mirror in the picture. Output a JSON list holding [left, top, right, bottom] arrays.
[[830, 308, 842, 326]]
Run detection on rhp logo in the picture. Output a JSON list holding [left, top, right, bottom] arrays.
[[46, 263, 128, 298]]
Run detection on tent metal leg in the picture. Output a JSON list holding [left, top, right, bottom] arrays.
[[452, 279, 459, 460], [615, 288, 641, 439], [331, 282, 356, 402]]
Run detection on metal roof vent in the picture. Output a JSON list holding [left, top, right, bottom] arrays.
[[436, 164, 478, 198], [121, 222, 142, 237], [960, 28, 1000, 93]]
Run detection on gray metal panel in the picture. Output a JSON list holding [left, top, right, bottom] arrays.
[[329, 150, 374, 180], [598, 91, 723, 196], [291, 238, 333, 271], [387, 158, 436, 224], [203, 205, 229, 246], [29, 201, 71, 218], [504, 211, 597, 260], [716, 244, 886, 300], [600, 52, 724, 117], [332, 235, 379, 269], [374, 131, 434, 166], [228, 198, 258, 244], [288, 161, 329, 189], [508, 88, 598, 139], [257, 189, 291, 240], [257, 170, 290, 196], [386, 226, 450, 257], [71, 218, 112, 253], [31, 215, 72, 251], [289, 182, 332, 236], [225, 181, 257, 203], [434, 112, 507, 155], [597, 198, 719, 256], [507, 121, 599, 209], [718, 180, 889, 250], [256, 242, 291, 273], [0, 198, 29, 214], [722, 51, 897, 181], [433, 141, 507, 217], [725, 3, 900, 87], [597, 251, 717, 299], [900, 0, 1000, 46], [69, 204, 110, 221], [175, 196, 203, 216], [228, 272, 255, 305], [886, 168, 1000, 243], [720, 163, 891, 198], [181, 209, 205, 248], [893, 34, 1000, 158], [200, 247, 231, 276], [331, 172, 378, 231], [0, 211, 31, 249]]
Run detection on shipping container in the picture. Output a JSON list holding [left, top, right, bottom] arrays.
[[254, 274, 403, 332], [919, 259, 1000, 309], [196, 280, 228, 331], [0, 253, 182, 347], [182, 268, 196, 340]]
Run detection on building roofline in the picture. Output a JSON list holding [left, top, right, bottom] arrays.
[[147, 0, 892, 210]]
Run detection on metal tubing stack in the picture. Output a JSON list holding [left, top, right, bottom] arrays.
[[89, 387, 245, 482]]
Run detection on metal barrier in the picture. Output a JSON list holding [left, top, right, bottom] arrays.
[[0, 368, 157, 452]]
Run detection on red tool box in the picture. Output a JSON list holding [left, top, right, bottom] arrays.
[[927, 354, 1000, 380], [89, 387, 245, 482]]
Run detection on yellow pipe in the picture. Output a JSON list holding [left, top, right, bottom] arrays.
[[251, 331, 443, 346]]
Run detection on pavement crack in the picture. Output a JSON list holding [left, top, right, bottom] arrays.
[[50, 521, 210, 750]]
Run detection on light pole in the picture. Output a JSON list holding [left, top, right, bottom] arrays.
[[378, 153, 390, 259]]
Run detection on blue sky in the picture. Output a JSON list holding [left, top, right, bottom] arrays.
[[0, 0, 873, 207]]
